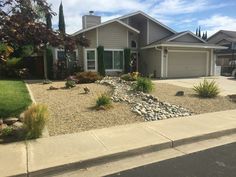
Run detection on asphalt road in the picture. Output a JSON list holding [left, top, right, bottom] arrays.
[[106, 142, 236, 177]]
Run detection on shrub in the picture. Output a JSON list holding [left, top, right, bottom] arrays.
[[134, 77, 154, 93], [66, 75, 79, 83], [121, 72, 139, 81], [23, 104, 48, 139], [1, 127, 13, 137], [65, 80, 76, 88], [76, 71, 102, 84], [193, 79, 220, 98], [96, 94, 112, 109]]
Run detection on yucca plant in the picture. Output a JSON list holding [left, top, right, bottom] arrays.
[[193, 79, 220, 98], [134, 77, 154, 93], [23, 104, 48, 139]]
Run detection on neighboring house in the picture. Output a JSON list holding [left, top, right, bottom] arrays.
[[53, 11, 226, 78], [207, 30, 236, 75]]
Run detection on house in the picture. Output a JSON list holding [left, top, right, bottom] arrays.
[[207, 30, 236, 75], [53, 11, 226, 78]]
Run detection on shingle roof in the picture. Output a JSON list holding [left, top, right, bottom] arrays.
[[221, 30, 236, 38]]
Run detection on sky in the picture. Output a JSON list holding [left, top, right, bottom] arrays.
[[47, 0, 236, 37]]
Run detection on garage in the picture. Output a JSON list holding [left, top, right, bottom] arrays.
[[167, 51, 208, 78]]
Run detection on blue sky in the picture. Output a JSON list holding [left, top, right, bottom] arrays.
[[48, 0, 236, 36]]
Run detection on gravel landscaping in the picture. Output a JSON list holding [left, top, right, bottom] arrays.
[[98, 77, 191, 121], [152, 83, 236, 114], [27, 77, 236, 136], [27, 81, 143, 136]]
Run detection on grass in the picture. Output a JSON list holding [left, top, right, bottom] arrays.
[[0, 80, 32, 119]]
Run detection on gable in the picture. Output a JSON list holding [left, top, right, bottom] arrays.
[[216, 39, 232, 45], [149, 20, 174, 43], [171, 33, 204, 43], [98, 22, 128, 48], [207, 32, 230, 44]]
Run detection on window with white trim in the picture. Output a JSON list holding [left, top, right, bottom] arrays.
[[104, 50, 124, 70], [86, 50, 96, 70]]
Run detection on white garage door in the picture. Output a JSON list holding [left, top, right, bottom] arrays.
[[168, 51, 207, 78]]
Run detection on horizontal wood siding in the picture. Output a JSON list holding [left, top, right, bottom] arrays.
[[84, 29, 97, 48], [98, 22, 128, 48], [149, 20, 173, 44]]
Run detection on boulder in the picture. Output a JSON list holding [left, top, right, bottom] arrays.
[[0, 119, 3, 125], [175, 91, 184, 96], [3, 117, 19, 125], [12, 122, 24, 130], [19, 112, 25, 122]]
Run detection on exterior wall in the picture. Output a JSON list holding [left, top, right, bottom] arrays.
[[98, 22, 128, 48], [84, 29, 97, 48], [171, 34, 203, 43], [148, 20, 174, 44], [128, 32, 139, 49], [137, 21, 148, 47], [139, 48, 161, 77]]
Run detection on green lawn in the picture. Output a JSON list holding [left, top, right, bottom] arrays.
[[0, 80, 32, 119]]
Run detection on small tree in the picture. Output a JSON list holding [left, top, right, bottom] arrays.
[[124, 48, 131, 73], [58, 2, 65, 34], [198, 26, 201, 38], [97, 46, 105, 76]]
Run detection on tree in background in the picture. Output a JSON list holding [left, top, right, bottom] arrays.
[[198, 26, 201, 38], [58, 2, 65, 34], [196, 26, 208, 40]]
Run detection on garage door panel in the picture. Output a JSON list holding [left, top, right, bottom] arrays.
[[168, 52, 207, 78]]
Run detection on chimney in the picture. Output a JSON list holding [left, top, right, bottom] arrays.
[[82, 11, 101, 29]]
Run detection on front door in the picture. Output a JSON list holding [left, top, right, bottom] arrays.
[[131, 51, 138, 72]]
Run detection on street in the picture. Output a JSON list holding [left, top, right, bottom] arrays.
[[106, 142, 236, 177]]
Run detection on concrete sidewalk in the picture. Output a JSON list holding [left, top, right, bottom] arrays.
[[1, 109, 236, 177]]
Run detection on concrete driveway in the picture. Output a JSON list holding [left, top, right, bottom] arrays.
[[154, 76, 236, 96]]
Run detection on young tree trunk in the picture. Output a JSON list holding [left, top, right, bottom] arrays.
[[43, 47, 48, 79]]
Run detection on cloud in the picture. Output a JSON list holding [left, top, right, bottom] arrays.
[[198, 14, 236, 36], [46, 0, 231, 34], [150, 0, 226, 15]]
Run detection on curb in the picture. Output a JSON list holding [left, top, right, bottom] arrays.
[[28, 127, 236, 177]]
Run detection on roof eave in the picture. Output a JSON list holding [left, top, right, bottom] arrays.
[[167, 31, 207, 43], [118, 11, 176, 34], [72, 20, 140, 36], [141, 43, 228, 50]]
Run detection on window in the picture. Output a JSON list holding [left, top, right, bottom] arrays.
[[103, 50, 124, 70], [131, 40, 137, 48], [86, 50, 96, 70], [104, 51, 113, 69], [114, 51, 123, 69], [57, 51, 66, 60]]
